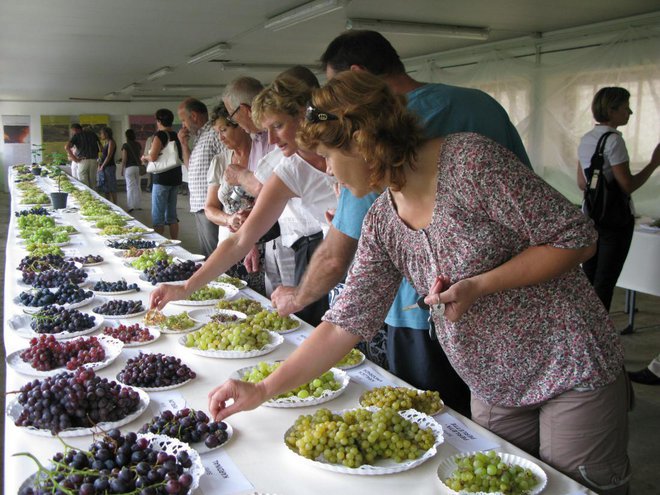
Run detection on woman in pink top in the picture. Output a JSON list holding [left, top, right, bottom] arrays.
[[205, 72, 629, 494]]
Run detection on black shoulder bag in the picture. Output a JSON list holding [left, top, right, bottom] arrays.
[[583, 132, 633, 229]]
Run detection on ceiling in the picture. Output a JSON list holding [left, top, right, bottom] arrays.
[[1, 0, 659, 103]]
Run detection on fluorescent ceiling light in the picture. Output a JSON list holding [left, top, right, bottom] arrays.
[[119, 83, 139, 94], [265, 0, 347, 31], [147, 66, 173, 81], [187, 43, 231, 64], [162, 84, 225, 91], [346, 18, 489, 40]]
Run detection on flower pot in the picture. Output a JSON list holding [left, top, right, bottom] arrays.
[[50, 191, 68, 209], [31, 167, 42, 176]]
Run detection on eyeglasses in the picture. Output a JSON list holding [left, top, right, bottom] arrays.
[[227, 104, 242, 124], [305, 104, 339, 123]]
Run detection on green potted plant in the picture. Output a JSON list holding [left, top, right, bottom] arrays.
[[50, 167, 68, 209], [31, 144, 44, 175]]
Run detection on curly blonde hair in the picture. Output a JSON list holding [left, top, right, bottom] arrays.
[[251, 75, 312, 128], [297, 71, 423, 191]]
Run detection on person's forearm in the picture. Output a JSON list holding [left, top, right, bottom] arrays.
[[472, 244, 595, 299], [204, 205, 231, 227], [630, 162, 659, 193], [261, 322, 360, 399], [239, 171, 263, 197], [181, 143, 191, 167], [293, 228, 357, 308]]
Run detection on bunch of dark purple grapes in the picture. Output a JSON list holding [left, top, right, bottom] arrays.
[[93, 299, 144, 316], [30, 305, 96, 335], [18, 254, 68, 273], [18, 429, 196, 495], [108, 238, 158, 250], [143, 260, 201, 285], [22, 265, 87, 288], [69, 254, 104, 265], [18, 284, 93, 308], [15, 207, 50, 217], [139, 408, 229, 449], [93, 280, 140, 293], [118, 353, 196, 388], [14, 368, 142, 434]]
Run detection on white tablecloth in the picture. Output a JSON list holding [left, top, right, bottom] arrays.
[[616, 222, 660, 297], [4, 170, 595, 495]]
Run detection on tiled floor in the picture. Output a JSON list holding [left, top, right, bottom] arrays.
[[1, 188, 659, 493]]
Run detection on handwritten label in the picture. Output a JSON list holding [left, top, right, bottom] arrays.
[[148, 391, 187, 413], [435, 412, 500, 452], [284, 328, 311, 346], [347, 365, 397, 389], [198, 449, 253, 495]]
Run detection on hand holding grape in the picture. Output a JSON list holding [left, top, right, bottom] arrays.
[[270, 286, 302, 317], [149, 283, 190, 310]]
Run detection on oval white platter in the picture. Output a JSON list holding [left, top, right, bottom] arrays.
[[7, 335, 124, 377], [284, 407, 444, 475], [157, 238, 182, 247], [172, 252, 206, 262], [104, 239, 160, 251], [266, 316, 302, 334], [19, 432, 204, 492], [14, 291, 96, 314], [187, 308, 247, 324], [436, 451, 548, 495], [170, 283, 239, 307], [99, 228, 154, 240], [144, 309, 204, 334], [89, 280, 141, 296], [215, 275, 248, 289], [232, 365, 349, 408], [178, 331, 284, 359], [139, 273, 194, 286], [334, 349, 366, 370], [116, 375, 194, 393], [101, 322, 161, 347], [8, 313, 105, 340], [6, 385, 149, 437]]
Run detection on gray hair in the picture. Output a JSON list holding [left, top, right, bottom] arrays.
[[223, 76, 264, 110]]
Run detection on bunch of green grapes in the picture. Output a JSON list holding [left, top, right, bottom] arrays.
[[334, 348, 365, 368], [25, 243, 65, 257], [247, 310, 298, 332], [21, 191, 49, 204], [285, 407, 436, 468], [80, 201, 112, 218], [95, 214, 128, 229], [215, 275, 244, 288], [131, 248, 172, 270], [216, 297, 263, 315], [242, 361, 340, 399], [188, 285, 226, 301], [185, 320, 270, 351], [444, 451, 539, 494], [22, 227, 70, 244], [145, 310, 196, 331], [17, 214, 55, 231], [360, 386, 443, 415]]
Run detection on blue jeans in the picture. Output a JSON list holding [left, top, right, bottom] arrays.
[[151, 184, 179, 226]]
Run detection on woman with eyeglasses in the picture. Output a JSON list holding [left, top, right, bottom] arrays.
[[150, 75, 337, 325], [199, 72, 629, 494]]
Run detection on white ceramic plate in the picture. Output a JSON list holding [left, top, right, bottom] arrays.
[[139, 272, 194, 286], [284, 407, 444, 475], [117, 376, 194, 392], [178, 331, 284, 359], [13, 291, 96, 314], [6, 385, 149, 437], [170, 283, 239, 307], [158, 239, 182, 247], [436, 451, 548, 495], [267, 316, 302, 334], [8, 313, 105, 340], [7, 335, 124, 377], [92, 301, 147, 319], [194, 421, 234, 454], [215, 275, 248, 289], [89, 280, 141, 295], [102, 322, 161, 347], [233, 365, 349, 408], [187, 308, 247, 324]]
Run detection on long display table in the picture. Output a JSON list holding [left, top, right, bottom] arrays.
[[3, 170, 595, 494]]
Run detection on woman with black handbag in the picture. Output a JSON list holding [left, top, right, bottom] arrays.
[[577, 87, 660, 311]]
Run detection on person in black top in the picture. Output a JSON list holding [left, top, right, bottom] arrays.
[[142, 109, 183, 239], [65, 124, 101, 188], [121, 129, 143, 212], [98, 126, 118, 204]]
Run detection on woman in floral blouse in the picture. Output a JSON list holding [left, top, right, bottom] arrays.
[[205, 72, 629, 494]]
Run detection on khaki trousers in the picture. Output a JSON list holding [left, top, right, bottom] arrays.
[[471, 372, 631, 495], [77, 159, 97, 189]]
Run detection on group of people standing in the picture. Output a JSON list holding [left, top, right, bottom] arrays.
[[62, 29, 659, 495]]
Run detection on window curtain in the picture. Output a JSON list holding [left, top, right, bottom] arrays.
[[411, 25, 660, 216]]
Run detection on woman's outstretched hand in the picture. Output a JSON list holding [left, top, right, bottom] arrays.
[[149, 283, 189, 310], [208, 379, 268, 421]]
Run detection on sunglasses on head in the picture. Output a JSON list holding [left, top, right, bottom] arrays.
[[305, 104, 339, 123]]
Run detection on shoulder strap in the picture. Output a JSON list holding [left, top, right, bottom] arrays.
[[584, 131, 616, 190], [590, 131, 616, 172]]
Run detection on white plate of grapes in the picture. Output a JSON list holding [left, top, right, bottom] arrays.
[[170, 282, 239, 307], [232, 362, 350, 408], [178, 325, 284, 359]]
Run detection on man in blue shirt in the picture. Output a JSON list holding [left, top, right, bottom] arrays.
[[271, 30, 531, 417]]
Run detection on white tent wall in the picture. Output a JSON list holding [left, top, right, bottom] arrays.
[[407, 17, 660, 216]]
